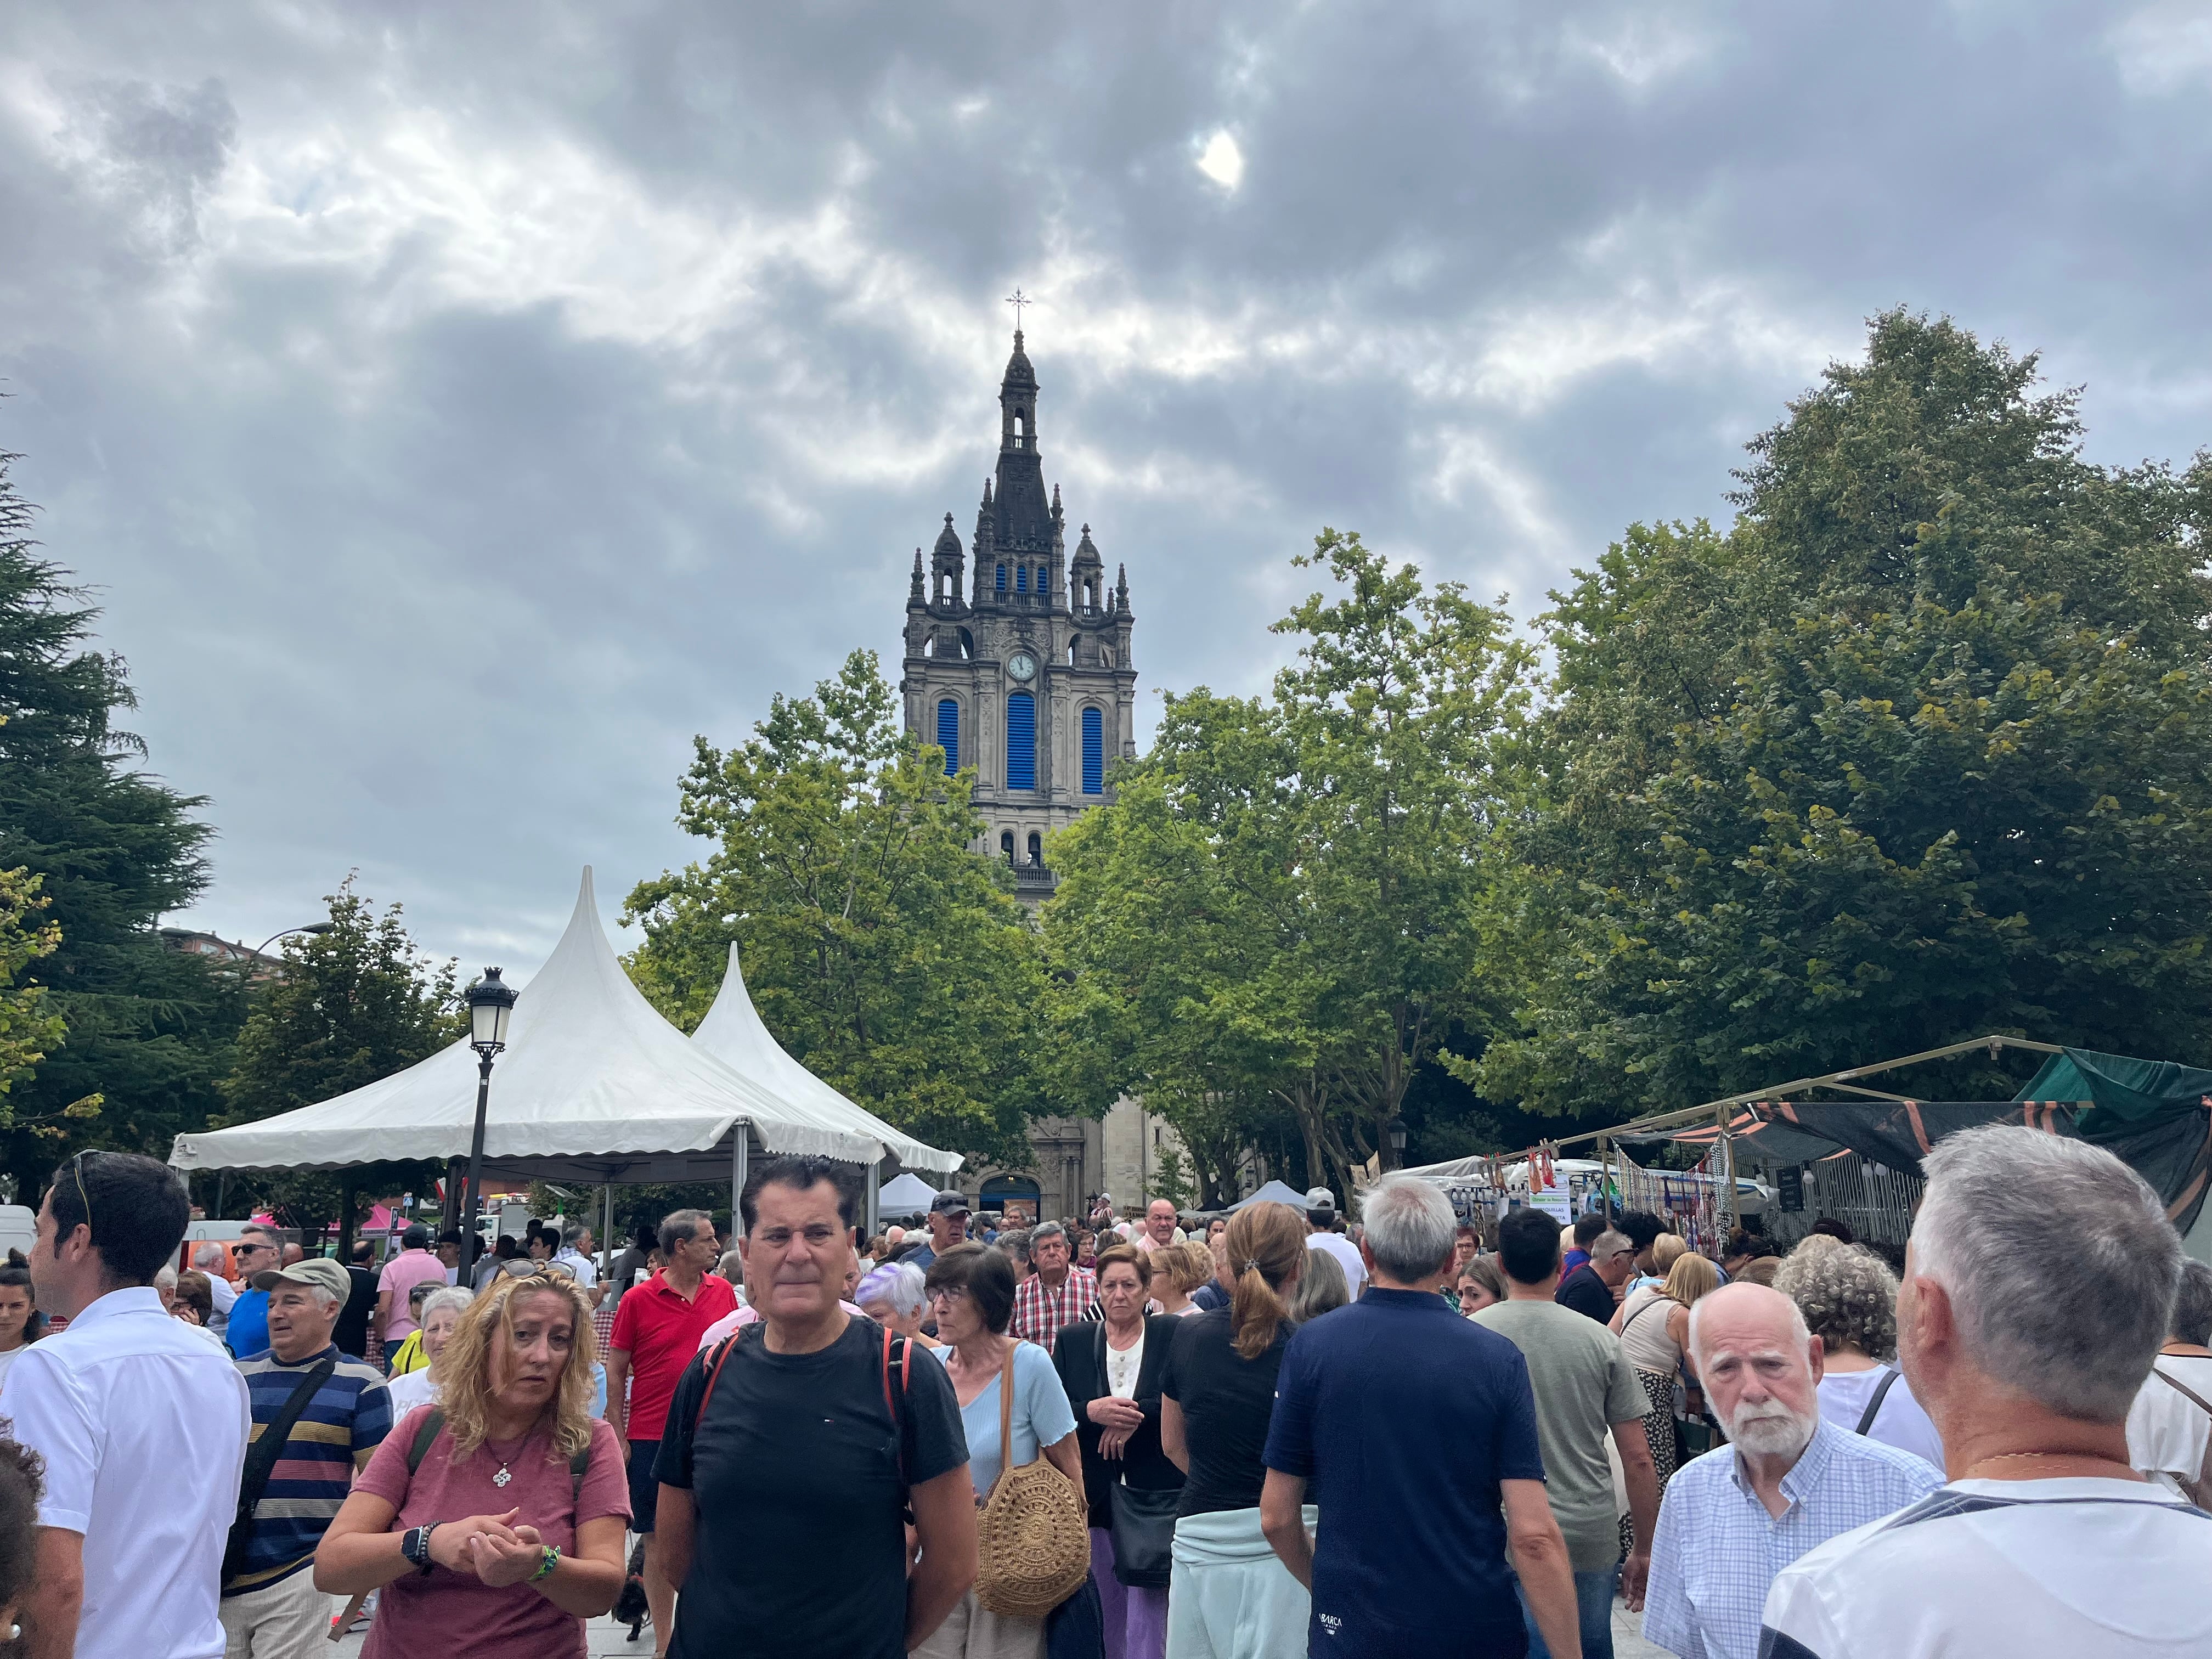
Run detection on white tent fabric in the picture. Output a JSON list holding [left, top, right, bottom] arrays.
[[690, 944, 962, 1177], [170, 869, 883, 1181], [1228, 1180, 1312, 1211], [878, 1172, 939, 1217]]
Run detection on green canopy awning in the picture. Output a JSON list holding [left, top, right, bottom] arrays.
[[2015, 1047, 2212, 1231]]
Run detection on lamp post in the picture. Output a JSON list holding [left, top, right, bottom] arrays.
[[1385, 1115, 1409, 1172], [459, 967, 518, 1274]]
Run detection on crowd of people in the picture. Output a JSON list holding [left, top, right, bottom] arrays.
[[0, 1125, 2206, 1659]]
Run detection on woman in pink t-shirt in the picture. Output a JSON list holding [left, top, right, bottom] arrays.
[[315, 1270, 630, 1659]]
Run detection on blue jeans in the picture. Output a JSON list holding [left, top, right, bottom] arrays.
[[1517, 1565, 1616, 1659]]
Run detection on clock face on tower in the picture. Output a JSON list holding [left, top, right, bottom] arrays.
[[1007, 651, 1037, 682]]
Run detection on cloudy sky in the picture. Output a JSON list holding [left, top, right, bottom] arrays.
[[4, 2, 2209, 977]]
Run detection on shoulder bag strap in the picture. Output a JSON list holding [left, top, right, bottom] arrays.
[[2157, 1363, 2212, 1419], [695, 1329, 744, 1425], [407, 1407, 447, 1472], [223, 1356, 340, 1583], [990, 1344, 1016, 1497], [1856, 1366, 1903, 1436]]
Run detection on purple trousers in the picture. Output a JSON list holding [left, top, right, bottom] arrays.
[[1090, 1526, 1169, 1659]]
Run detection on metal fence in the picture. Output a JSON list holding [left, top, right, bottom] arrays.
[[1758, 1152, 1924, 1248]]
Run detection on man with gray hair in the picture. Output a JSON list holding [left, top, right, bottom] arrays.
[[555, 1218, 602, 1306], [1260, 1173, 1582, 1657], [1011, 1220, 1094, 1346], [193, 1241, 240, 1331], [225, 1256, 391, 1658], [1759, 1126, 2211, 1658], [1640, 1282, 1936, 1659]]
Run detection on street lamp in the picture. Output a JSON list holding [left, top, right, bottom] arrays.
[[1385, 1116, 1409, 1171], [458, 967, 518, 1273]]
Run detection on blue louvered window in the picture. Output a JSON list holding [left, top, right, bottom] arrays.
[[1016, 566, 1028, 592], [1006, 692, 1036, 790], [1082, 706, 1103, 794], [936, 698, 960, 775], [996, 563, 1007, 591], [1036, 566, 1048, 594]]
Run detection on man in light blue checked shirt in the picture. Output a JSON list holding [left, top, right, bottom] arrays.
[[1641, 1282, 1937, 1659]]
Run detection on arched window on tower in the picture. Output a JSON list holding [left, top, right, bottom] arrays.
[[1000, 830, 1015, 864], [1085, 577, 1097, 610], [1036, 566, 1049, 595], [1027, 831, 1042, 867], [1016, 566, 1028, 593], [1082, 706, 1103, 795], [996, 563, 1007, 592], [1005, 691, 1036, 790], [1013, 412, 1026, 445], [936, 698, 960, 776]]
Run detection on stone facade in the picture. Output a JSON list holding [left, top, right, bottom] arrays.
[[896, 328, 1182, 1220]]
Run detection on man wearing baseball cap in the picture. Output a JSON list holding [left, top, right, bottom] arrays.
[[225, 1256, 392, 1656], [899, 1190, 971, 1273], [1305, 1186, 1369, 1298]]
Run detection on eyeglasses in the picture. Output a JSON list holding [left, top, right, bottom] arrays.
[[497, 1259, 577, 1283], [234, 1242, 275, 1257]]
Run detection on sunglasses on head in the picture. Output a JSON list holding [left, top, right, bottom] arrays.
[[498, 1259, 577, 1283]]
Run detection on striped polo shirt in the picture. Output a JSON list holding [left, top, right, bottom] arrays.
[[226, 1345, 392, 1594]]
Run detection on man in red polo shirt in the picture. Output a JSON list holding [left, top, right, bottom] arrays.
[[608, 1207, 735, 1655]]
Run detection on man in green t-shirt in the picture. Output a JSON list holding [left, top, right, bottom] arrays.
[[1476, 1207, 1660, 1659]]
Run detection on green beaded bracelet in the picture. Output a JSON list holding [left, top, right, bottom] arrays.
[[529, 1544, 561, 1583]]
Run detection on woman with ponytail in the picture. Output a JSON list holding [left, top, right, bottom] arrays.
[[1156, 1203, 1312, 1658]]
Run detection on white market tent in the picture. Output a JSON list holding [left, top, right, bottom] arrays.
[[1228, 1180, 1312, 1211], [879, 1172, 940, 1218], [170, 870, 932, 1194], [691, 944, 962, 1178]]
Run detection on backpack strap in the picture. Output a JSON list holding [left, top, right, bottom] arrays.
[[1857, 1367, 1904, 1436], [2158, 1364, 2212, 1419], [695, 1327, 747, 1427], [882, 1327, 912, 1492]]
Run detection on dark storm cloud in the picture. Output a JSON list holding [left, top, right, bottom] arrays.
[[2, 1, 2208, 970]]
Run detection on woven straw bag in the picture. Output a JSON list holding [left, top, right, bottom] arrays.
[[974, 1346, 1091, 1618]]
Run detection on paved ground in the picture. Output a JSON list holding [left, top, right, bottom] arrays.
[[329, 1588, 1669, 1656]]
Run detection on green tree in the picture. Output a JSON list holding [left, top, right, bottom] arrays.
[[0, 866, 65, 1108], [219, 878, 460, 1238], [1482, 310, 2212, 1116], [0, 449, 242, 1184], [1046, 532, 1536, 1195], [624, 650, 1068, 1170]]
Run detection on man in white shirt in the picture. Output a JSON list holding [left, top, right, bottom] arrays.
[[556, 1220, 603, 1307], [1760, 1126, 2211, 1658], [191, 1243, 239, 1322], [1303, 1186, 1368, 1296], [12, 1151, 252, 1659]]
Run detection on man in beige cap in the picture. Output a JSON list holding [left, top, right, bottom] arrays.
[[224, 1256, 392, 1659]]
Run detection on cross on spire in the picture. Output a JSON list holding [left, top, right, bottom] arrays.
[[1005, 288, 1031, 332]]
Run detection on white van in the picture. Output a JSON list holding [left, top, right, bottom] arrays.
[[0, 1204, 34, 1261]]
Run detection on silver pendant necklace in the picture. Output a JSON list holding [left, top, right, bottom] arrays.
[[486, 1431, 529, 1488]]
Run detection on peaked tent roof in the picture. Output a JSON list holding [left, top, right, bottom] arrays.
[[691, 944, 962, 1176], [879, 1171, 940, 1217], [1228, 1180, 1311, 1211], [170, 869, 883, 1181]]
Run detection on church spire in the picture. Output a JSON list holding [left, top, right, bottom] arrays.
[[992, 329, 1052, 554]]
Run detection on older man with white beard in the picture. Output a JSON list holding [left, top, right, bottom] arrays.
[[1640, 1282, 1937, 1659]]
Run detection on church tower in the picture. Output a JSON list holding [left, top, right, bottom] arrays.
[[901, 328, 1138, 899]]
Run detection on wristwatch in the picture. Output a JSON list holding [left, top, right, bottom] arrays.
[[402, 1523, 441, 1575]]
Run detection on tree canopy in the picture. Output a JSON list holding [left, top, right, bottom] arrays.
[[218, 878, 459, 1235], [1480, 309, 2212, 1116], [624, 650, 1068, 1170], [0, 451, 241, 1184]]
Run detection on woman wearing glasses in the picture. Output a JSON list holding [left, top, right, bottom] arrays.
[[315, 1269, 628, 1658]]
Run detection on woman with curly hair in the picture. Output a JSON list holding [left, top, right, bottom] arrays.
[[315, 1270, 630, 1657], [1773, 1243, 1945, 1471], [0, 1425, 41, 1638]]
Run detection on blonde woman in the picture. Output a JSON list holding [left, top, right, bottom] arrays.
[[1158, 1203, 1312, 1659], [315, 1271, 630, 1658], [1149, 1242, 1212, 1318], [1615, 1252, 1719, 1552]]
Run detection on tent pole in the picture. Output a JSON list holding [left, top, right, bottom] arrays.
[[1717, 1107, 1735, 1239], [731, 1125, 749, 1243], [337, 1181, 356, 1263], [600, 1183, 613, 1284], [866, 1159, 882, 1242], [1599, 1137, 1611, 1222]]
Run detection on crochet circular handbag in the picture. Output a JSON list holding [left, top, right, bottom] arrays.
[[973, 1347, 1092, 1618]]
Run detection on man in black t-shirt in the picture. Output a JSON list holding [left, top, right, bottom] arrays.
[[332, 1239, 380, 1357], [654, 1156, 974, 1659], [1554, 1227, 1636, 1324]]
